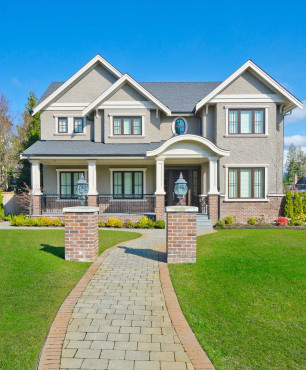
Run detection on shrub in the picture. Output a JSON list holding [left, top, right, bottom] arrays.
[[0, 190, 4, 220], [11, 214, 27, 226], [223, 215, 234, 225], [136, 216, 155, 229], [247, 217, 257, 225], [216, 220, 225, 228], [98, 220, 105, 228], [10, 215, 63, 227], [293, 219, 304, 226], [283, 191, 294, 219], [107, 217, 123, 228], [276, 217, 288, 226], [154, 220, 165, 229], [301, 192, 306, 213], [293, 191, 303, 217], [126, 221, 136, 228]]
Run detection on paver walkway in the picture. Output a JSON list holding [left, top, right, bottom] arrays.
[[61, 230, 194, 370]]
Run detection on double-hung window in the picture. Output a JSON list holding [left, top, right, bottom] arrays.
[[113, 171, 143, 199], [58, 117, 68, 133], [60, 172, 85, 198], [228, 109, 265, 134], [228, 168, 264, 199], [74, 118, 84, 133], [113, 117, 142, 135]]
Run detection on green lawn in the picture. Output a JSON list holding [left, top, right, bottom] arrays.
[[169, 230, 306, 370], [0, 229, 140, 369]]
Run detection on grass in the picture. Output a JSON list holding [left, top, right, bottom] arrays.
[[169, 230, 306, 369], [0, 229, 140, 369]]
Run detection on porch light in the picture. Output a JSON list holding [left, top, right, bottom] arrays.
[[76, 174, 88, 206], [174, 172, 188, 206]]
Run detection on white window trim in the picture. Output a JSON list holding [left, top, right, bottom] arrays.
[[224, 106, 269, 136], [54, 116, 87, 135], [172, 117, 188, 136], [56, 169, 88, 195], [108, 114, 145, 138], [109, 168, 147, 198], [223, 164, 268, 202]]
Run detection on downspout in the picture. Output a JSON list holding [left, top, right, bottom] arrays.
[[194, 114, 203, 136], [217, 159, 221, 220]]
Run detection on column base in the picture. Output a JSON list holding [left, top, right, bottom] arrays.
[[208, 194, 219, 225], [32, 195, 41, 216], [155, 194, 165, 220]]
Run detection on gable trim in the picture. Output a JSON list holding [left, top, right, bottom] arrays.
[[82, 74, 171, 116], [32, 55, 122, 115], [195, 60, 303, 113]]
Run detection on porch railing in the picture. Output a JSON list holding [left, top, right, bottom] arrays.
[[41, 195, 88, 214], [98, 194, 156, 214]]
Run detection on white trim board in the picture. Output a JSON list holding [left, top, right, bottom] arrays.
[[32, 54, 122, 115], [211, 94, 284, 103]]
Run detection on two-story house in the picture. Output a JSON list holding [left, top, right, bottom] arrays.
[[22, 55, 302, 225]]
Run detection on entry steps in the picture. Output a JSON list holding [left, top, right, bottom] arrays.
[[197, 213, 213, 231]]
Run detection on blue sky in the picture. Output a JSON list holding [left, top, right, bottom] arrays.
[[1, 0, 305, 159]]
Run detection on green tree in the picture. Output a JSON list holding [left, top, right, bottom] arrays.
[[292, 191, 303, 217], [15, 92, 40, 188], [283, 191, 294, 219], [0, 190, 4, 219], [284, 143, 306, 187]]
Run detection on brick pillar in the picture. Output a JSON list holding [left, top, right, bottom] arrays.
[[208, 194, 218, 225], [32, 195, 41, 215], [88, 195, 98, 207], [155, 194, 165, 220], [167, 211, 197, 264], [64, 206, 99, 262]]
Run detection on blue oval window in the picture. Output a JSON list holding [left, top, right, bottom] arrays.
[[175, 119, 186, 135]]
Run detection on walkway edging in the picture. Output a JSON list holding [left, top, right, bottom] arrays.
[[37, 234, 144, 370], [159, 261, 215, 370]]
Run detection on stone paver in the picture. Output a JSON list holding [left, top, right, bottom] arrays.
[[60, 230, 194, 369]]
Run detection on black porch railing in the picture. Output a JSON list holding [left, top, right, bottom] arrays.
[[98, 194, 155, 214], [41, 195, 88, 214]]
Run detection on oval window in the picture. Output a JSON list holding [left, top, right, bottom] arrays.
[[175, 118, 186, 135]]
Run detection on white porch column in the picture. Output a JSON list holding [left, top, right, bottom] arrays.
[[87, 160, 98, 195], [208, 157, 218, 194], [31, 160, 41, 195], [155, 157, 166, 195]]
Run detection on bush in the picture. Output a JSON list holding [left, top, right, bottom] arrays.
[[107, 217, 123, 228], [293, 191, 303, 217], [293, 219, 304, 226], [0, 190, 4, 220], [126, 221, 136, 229], [136, 216, 155, 229], [276, 217, 288, 226], [301, 192, 306, 214], [283, 191, 294, 219], [10, 215, 63, 227], [216, 220, 225, 228], [247, 217, 257, 225], [154, 220, 165, 229], [223, 215, 234, 225], [11, 214, 27, 226], [98, 220, 105, 228]]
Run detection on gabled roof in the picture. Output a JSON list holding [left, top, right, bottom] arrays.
[[82, 74, 172, 116], [195, 59, 303, 113], [32, 54, 122, 114]]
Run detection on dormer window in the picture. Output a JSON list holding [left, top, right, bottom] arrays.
[[113, 117, 142, 135], [58, 118, 68, 133], [229, 109, 264, 134], [74, 118, 84, 133]]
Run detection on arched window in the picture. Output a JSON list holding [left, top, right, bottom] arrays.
[[173, 118, 187, 135]]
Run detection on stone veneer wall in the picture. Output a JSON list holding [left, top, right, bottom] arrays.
[[65, 209, 99, 262], [167, 212, 197, 263], [220, 196, 284, 223]]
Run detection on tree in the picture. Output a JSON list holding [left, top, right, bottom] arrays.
[[284, 143, 306, 187], [0, 94, 19, 190], [0, 190, 4, 219], [293, 191, 303, 217], [15, 92, 40, 188], [283, 190, 293, 219]]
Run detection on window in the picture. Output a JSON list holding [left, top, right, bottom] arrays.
[[113, 171, 143, 198], [60, 172, 84, 198], [74, 118, 84, 133], [228, 168, 264, 199], [228, 109, 265, 134], [113, 117, 142, 135], [58, 117, 68, 133], [174, 118, 186, 135]]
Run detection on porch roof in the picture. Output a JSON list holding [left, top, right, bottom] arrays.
[[22, 140, 165, 158]]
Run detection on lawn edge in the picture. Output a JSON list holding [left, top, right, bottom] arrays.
[[37, 232, 142, 370], [159, 261, 215, 370]]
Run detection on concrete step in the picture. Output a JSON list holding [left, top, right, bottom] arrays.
[[197, 214, 213, 230]]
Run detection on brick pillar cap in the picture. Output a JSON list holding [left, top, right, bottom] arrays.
[[63, 206, 99, 213], [166, 206, 198, 213]]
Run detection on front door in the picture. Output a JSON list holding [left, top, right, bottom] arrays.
[[165, 168, 200, 207]]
